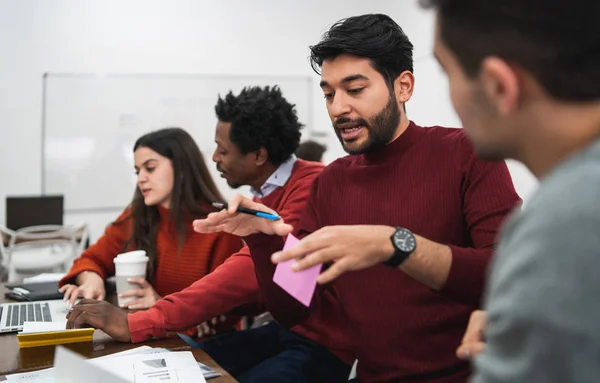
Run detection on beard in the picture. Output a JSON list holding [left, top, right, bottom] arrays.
[[227, 181, 243, 189], [334, 94, 401, 155], [217, 165, 243, 189]]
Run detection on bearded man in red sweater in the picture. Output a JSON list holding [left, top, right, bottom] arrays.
[[195, 14, 521, 383]]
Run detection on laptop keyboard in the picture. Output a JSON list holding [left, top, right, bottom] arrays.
[[5, 303, 52, 328]]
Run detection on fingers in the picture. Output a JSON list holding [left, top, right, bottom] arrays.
[[211, 316, 224, 326], [294, 248, 339, 271], [127, 277, 148, 288], [119, 288, 145, 299], [272, 235, 325, 264], [457, 310, 488, 360], [229, 194, 274, 213], [67, 299, 103, 328], [82, 289, 97, 300], [58, 284, 70, 293], [198, 322, 214, 337], [72, 310, 103, 329], [123, 298, 149, 310], [61, 285, 79, 306], [272, 222, 294, 237], [227, 194, 248, 213], [76, 298, 104, 305], [316, 259, 348, 284], [68, 288, 81, 307], [66, 306, 84, 328], [462, 310, 487, 344], [272, 228, 335, 264], [457, 341, 486, 360], [193, 217, 227, 234]]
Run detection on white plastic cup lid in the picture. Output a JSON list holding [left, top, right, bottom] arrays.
[[116, 250, 147, 259]]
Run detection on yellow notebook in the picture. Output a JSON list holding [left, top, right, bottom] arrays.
[[17, 328, 95, 348]]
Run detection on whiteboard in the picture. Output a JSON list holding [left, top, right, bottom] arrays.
[[42, 73, 313, 212]]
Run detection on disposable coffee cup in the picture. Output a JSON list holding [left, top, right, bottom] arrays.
[[114, 250, 149, 307]]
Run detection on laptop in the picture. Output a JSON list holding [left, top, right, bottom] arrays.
[[5, 195, 64, 231], [0, 299, 70, 333]]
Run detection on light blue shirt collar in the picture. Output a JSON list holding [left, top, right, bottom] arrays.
[[250, 155, 297, 198]]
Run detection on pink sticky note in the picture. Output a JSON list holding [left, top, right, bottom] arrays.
[[273, 234, 321, 307]]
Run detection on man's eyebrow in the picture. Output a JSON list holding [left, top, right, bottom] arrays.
[[320, 74, 370, 88]]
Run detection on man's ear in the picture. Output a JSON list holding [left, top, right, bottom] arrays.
[[480, 57, 520, 116], [394, 70, 415, 104], [255, 147, 268, 166]]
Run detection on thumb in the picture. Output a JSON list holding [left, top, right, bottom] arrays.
[[83, 290, 95, 299], [228, 194, 246, 214], [127, 277, 147, 287], [273, 223, 294, 236]]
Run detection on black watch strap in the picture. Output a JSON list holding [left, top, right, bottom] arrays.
[[383, 249, 410, 267], [383, 227, 415, 268]]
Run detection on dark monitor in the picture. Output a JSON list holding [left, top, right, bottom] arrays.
[[5, 195, 64, 231]]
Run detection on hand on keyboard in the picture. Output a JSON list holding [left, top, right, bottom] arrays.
[[59, 271, 106, 307]]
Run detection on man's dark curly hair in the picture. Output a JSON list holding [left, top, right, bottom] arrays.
[[215, 86, 303, 167]]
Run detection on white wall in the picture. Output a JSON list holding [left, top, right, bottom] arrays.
[[0, 0, 537, 241], [0, 0, 400, 240]]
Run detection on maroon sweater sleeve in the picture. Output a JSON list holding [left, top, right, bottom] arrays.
[[440, 137, 521, 307], [243, 168, 321, 328], [128, 247, 258, 343]]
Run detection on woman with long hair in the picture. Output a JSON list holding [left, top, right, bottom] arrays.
[[59, 127, 242, 309]]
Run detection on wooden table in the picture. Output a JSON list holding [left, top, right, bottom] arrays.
[[0, 284, 238, 382]]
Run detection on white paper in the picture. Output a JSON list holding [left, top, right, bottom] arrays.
[[5, 368, 53, 382], [5, 347, 207, 383], [90, 351, 206, 383], [119, 347, 221, 379], [54, 346, 129, 383], [93, 345, 152, 360], [4, 347, 151, 382], [22, 273, 65, 284], [20, 321, 67, 334]]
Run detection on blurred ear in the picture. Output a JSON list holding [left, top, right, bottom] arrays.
[[394, 70, 415, 105], [255, 147, 268, 166], [479, 57, 520, 116]]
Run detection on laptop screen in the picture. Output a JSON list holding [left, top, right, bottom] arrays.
[[6, 195, 64, 231]]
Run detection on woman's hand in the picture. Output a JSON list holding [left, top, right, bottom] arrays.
[[59, 271, 106, 307], [118, 277, 162, 309]]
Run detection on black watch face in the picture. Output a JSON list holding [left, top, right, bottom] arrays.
[[393, 228, 416, 253]]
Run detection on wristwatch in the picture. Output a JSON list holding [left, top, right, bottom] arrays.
[[383, 227, 417, 267]]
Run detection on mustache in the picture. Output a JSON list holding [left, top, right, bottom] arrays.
[[333, 117, 370, 129]]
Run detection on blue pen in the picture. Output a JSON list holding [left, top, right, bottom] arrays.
[[212, 202, 281, 221]]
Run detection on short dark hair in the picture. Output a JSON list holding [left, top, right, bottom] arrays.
[[215, 86, 303, 166], [422, 0, 600, 101], [296, 140, 327, 162], [309, 14, 414, 89]]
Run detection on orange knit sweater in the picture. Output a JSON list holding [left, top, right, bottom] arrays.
[[59, 206, 243, 297]]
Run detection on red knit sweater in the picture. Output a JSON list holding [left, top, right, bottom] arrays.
[[244, 122, 522, 383], [124, 160, 359, 362], [59, 206, 243, 298]]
